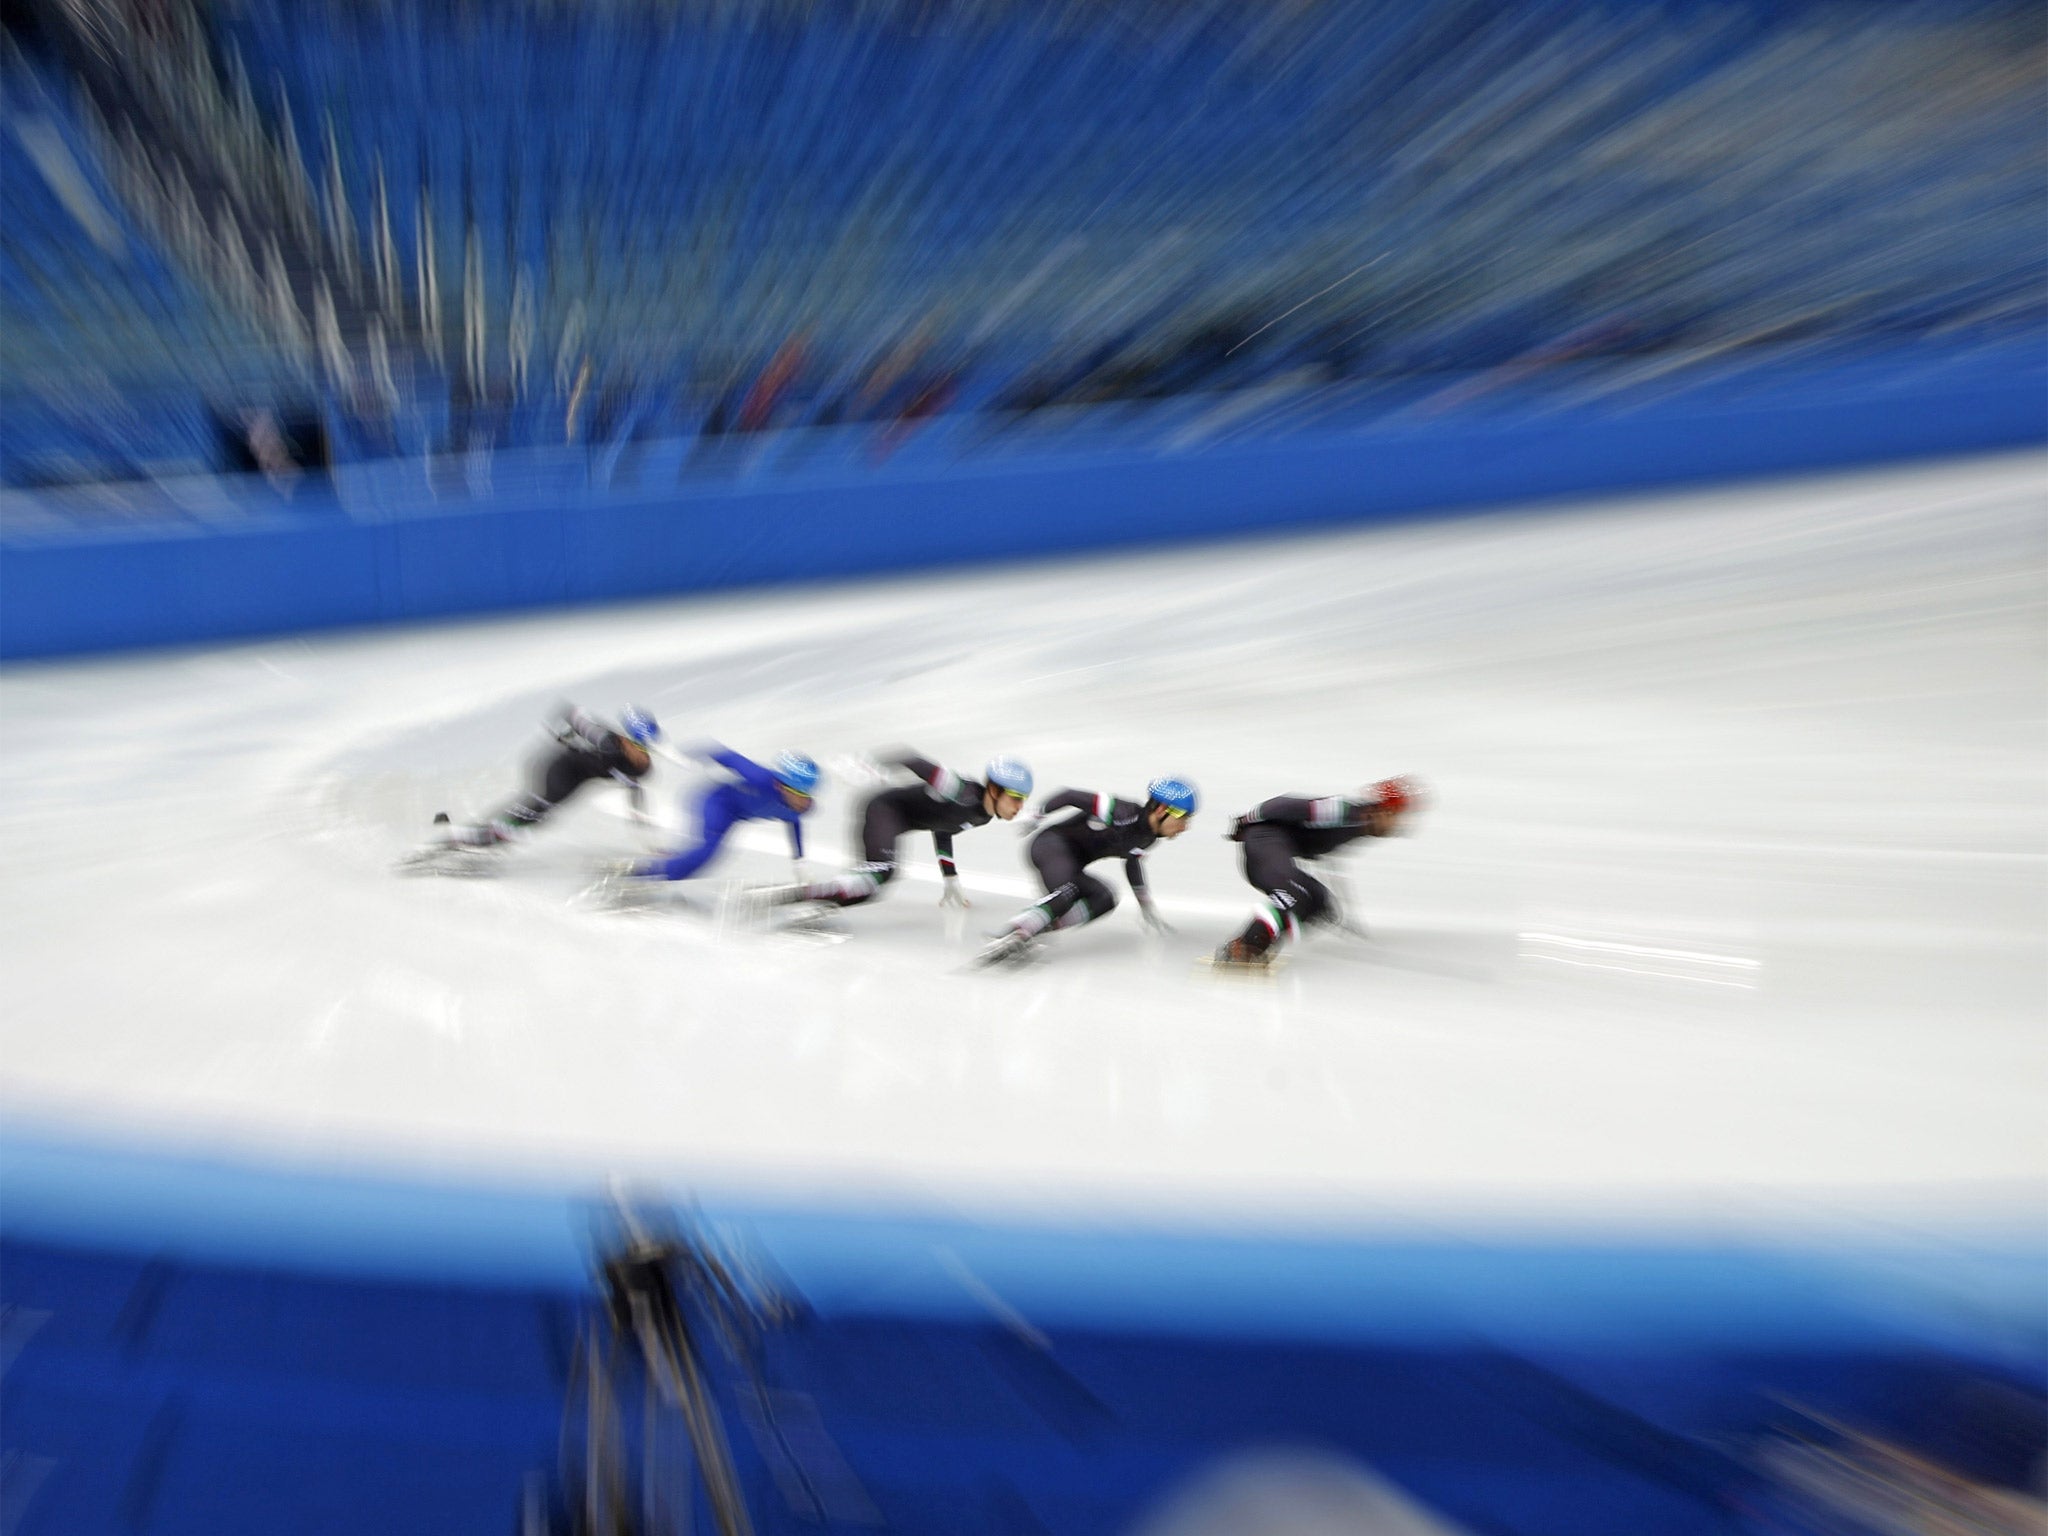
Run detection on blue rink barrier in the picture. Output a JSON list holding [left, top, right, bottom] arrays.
[[2, 1130, 2044, 1536], [2, 352, 2043, 661]]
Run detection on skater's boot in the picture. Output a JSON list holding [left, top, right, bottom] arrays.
[[974, 927, 1038, 969], [1212, 934, 1277, 969]]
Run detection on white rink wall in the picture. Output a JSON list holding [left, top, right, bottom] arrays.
[[1, 453, 2043, 1238]]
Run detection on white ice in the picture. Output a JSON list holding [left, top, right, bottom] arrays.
[[2, 454, 2043, 1238]]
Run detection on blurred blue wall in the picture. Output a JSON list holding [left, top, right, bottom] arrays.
[[4, 351, 2042, 661], [4, 1128, 2043, 1535]]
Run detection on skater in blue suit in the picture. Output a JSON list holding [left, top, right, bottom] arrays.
[[627, 745, 819, 883]]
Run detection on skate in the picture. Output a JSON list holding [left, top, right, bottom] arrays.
[[763, 902, 849, 946], [581, 860, 666, 912], [971, 927, 1040, 970], [739, 884, 841, 935], [735, 882, 806, 920], [775, 900, 844, 936], [1198, 937, 1286, 976], [397, 814, 505, 876]]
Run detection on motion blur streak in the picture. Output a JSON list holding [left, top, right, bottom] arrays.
[[2, 0, 2043, 1528], [2, 0, 2040, 486]]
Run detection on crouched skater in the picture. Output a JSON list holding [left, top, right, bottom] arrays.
[[753, 749, 1034, 916], [613, 744, 820, 891], [976, 776, 1198, 967], [421, 704, 661, 858], [1211, 777, 1420, 969]]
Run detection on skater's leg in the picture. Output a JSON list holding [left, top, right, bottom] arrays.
[[978, 848, 1116, 966], [449, 750, 604, 846], [1290, 870, 1334, 929], [1224, 830, 1322, 958], [446, 793, 548, 848], [1048, 872, 1117, 930], [1007, 834, 1088, 936], [798, 802, 904, 907], [634, 788, 740, 881]]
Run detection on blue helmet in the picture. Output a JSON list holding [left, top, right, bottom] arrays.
[[773, 751, 820, 795], [620, 707, 660, 745], [1145, 776, 1198, 816], [984, 755, 1034, 798]]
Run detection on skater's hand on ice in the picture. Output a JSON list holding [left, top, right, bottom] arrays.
[[939, 877, 969, 910], [1137, 898, 1173, 936]]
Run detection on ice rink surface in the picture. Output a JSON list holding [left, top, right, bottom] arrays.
[[2, 454, 2043, 1237]]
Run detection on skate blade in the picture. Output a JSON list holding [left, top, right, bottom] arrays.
[[1195, 955, 1290, 979], [773, 904, 847, 939], [577, 874, 678, 914], [770, 921, 850, 948], [700, 888, 846, 945], [731, 885, 806, 925], [397, 846, 503, 878], [964, 937, 1042, 973]]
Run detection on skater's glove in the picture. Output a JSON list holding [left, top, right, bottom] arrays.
[[1137, 898, 1173, 936], [938, 877, 969, 910]]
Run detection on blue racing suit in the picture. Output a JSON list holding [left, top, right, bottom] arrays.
[[632, 747, 806, 881]]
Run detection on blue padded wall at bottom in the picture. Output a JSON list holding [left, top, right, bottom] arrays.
[[6, 1228, 2043, 1536], [3, 1127, 2042, 1534]]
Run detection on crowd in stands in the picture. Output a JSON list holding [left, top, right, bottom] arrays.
[[2, 0, 2041, 490]]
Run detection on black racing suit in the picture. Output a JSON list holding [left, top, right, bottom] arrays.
[[1013, 789, 1159, 936], [454, 708, 651, 846], [801, 751, 994, 906], [1226, 794, 1378, 953]]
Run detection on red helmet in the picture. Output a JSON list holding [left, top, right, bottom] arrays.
[[1368, 776, 1421, 815]]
